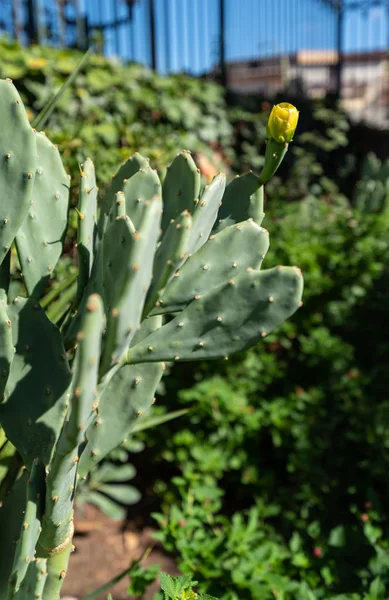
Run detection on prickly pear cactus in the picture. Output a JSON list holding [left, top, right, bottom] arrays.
[[0, 79, 302, 600]]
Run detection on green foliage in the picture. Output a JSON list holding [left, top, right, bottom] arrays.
[[127, 569, 219, 600], [0, 39, 232, 196], [127, 564, 161, 598], [76, 410, 189, 521], [0, 39, 354, 218], [77, 461, 140, 521], [143, 193, 389, 599], [159, 573, 218, 600], [354, 153, 389, 214], [227, 101, 351, 202]]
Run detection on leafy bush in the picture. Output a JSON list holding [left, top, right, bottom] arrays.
[[142, 194, 389, 599], [0, 39, 353, 208], [0, 38, 232, 194], [354, 153, 389, 214]]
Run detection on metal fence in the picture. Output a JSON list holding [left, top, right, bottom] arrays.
[[0, 0, 388, 125]]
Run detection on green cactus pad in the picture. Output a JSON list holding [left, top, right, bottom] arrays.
[[144, 209, 193, 316], [128, 266, 303, 363], [78, 316, 164, 477], [0, 473, 27, 600], [0, 292, 14, 401], [98, 153, 149, 236], [75, 157, 98, 305], [15, 131, 69, 298], [122, 166, 162, 230], [6, 459, 45, 598], [0, 251, 10, 296], [39, 294, 104, 552], [0, 297, 72, 465], [214, 172, 264, 233], [40, 537, 72, 598], [152, 220, 270, 315], [189, 173, 226, 253], [161, 151, 200, 232], [61, 294, 104, 453], [0, 80, 36, 265], [100, 195, 162, 371], [111, 190, 126, 219], [12, 558, 47, 600]]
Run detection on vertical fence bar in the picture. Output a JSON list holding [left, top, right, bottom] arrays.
[[149, 0, 156, 69], [219, 0, 226, 85], [386, 0, 389, 120], [164, 0, 170, 72], [56, 0, 66, 46], [35, 0, 45, 44], [335, 0, 343, 100], [113, 0, 120, 56], [12, 0, 23, 41], [74, 0, 86, 50], [193, 0, 199, 73], [200, 0, 207, 73], [26, 0, 38, 43], [130, 3, 135, 60]]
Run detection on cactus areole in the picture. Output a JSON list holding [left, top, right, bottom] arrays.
[[0, 79, 302, 600]]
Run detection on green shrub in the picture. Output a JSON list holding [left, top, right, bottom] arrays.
[[0, 39, 353, 209], [144, 194, 389, 599], [0, 39, 232, 195]]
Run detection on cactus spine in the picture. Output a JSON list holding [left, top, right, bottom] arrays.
[[0, 82, 303, 600]]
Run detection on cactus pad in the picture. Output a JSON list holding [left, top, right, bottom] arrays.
[[153, 220, 270, 315], [16, 131, 69, 298], [98, 152, 149, 236], [188, 172, 226, 253], [0, 80, 36, 266], [128, 266, 303, 363], [214, 172, 264, 232], [0, 297, 71, 464], [100, 195, 161, 370], [161, 151, 200, 232], [79, 316, 164, 477], [122, 166, 162, 230], [76, 157, 98, 302]]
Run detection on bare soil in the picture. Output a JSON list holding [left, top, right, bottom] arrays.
[[62, 504, 178, 600]]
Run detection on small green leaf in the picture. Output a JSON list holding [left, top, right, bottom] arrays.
[[369, 577, 385, 598], [94, 463, 136, 484], [99, 483, 141, 505], [328, 525, 346, 548], [87, 491, 126, 521]]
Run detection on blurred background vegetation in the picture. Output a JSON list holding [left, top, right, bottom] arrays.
[[1, 2, 389, 597]]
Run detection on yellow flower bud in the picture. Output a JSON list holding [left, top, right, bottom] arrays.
[[266, 102, 299, 143]]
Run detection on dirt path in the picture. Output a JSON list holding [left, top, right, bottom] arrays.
[[62, 505, 178, 600]]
